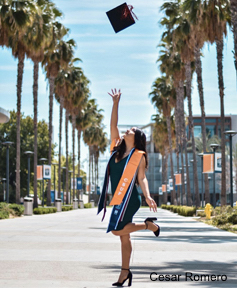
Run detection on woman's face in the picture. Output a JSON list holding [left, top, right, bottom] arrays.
[[124, 127, 136, 143]]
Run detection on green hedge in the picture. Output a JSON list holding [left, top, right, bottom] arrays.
[[0, 202, 24, 219], [9, 204, 24, 216], [227, 213, 237, 224], [84, 203, 92, 208], [212, 214, 229, 226], [62, 206, 73, 211], [33, 207, 57, 214], [0, 202, 10, 219], [161, 204, 196, 217]]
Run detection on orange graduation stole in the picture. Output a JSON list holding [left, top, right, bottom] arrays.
[[109, 149, 145, 205]]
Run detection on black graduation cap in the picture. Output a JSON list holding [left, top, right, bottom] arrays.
[[106, 3, 137, 33]]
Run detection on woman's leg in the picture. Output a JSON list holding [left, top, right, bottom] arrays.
[[116, 234, 132, 283], [112, 221, 157, 236]]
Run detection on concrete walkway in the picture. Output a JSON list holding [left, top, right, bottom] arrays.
[[0, 207, 236, 288]]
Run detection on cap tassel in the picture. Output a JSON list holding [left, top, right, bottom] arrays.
[[122, 4, 138, 21]]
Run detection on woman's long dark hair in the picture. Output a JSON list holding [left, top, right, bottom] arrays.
[[112, 128, 148, 168]]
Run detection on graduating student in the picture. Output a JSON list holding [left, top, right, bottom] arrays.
[[98, 89, 160, 287]]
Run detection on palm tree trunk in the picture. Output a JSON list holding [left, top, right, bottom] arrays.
[[72, 115, 76, 200], [16, 53, 25, 204], [47, 76, 54, 204], [184, 143, 192, 206], [33, 61, 39, 208], [77, 129, 82, 177], [88, 146, 91, 202], [58, 97, 63, 199], [91, 147, 94, 197], [216, 37, 226, 206], [194, 46, 207, 207], [175, 87, 181, 205], [230, 0, 237, 72], [166, 115, 176, 205], [185, 61, 200, 205], [179, 80, 186, 205], [65, 110, 69, 204]]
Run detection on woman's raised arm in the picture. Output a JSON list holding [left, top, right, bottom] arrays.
[[108, 88, 121, 141]]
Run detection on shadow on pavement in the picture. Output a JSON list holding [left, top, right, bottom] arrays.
[[92, 260, 237, 287]]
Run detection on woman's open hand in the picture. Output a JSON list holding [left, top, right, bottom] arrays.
[[108, 88, 121, 104], [145, 196, 157, 212]]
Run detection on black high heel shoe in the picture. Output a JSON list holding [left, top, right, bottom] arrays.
[[112, 268, 133, 287], [144, 217, 160, 237]]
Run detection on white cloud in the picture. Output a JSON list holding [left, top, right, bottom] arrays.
[[130, 52, 158, 63]]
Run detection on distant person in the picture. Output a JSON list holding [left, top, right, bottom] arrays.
[[98, 88, 160, 287]]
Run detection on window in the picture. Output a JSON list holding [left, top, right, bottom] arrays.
[[194, 126, 202, 137]]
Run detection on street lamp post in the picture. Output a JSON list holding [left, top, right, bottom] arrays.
[[179, 167, 183, 205], [24, 151, 34, 197], [62, 167, 66, 205], [69, 170, 73, 204], [224, 130, 237, 207], [190, 159, 194, 205], [210, 144, 220, 208], [52, 163, 58, 201], [2, 178, 6, 202], [198, 153, 204, 208], [39, 158, 47, 207], [2, 141, 14, 203]]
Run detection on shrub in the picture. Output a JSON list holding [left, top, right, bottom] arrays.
[[227, 213, 237, 224], [0, 202, 10, 219], [212, 214, 228, 226], [214, 207, 221, 216], [161, 204, 167, 209], [197, 210, 206, 217], [33, 207, 57, 214], [0, 210, 9, 219], [179, 206, 196, 217], [62, 206, 73, 211], [9, 204, 24, 216], [84, 203, 92, 208], [172, 206, 179, 213]]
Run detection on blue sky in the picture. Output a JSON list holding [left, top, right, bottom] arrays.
[[0, 0, 236, 168]]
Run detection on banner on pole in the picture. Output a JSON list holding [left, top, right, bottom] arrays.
[[175, 174, 182, 185], [162, 184, 166, 193], [159, 187, 163, 195], [169, 178, 173, 190], [77, 177, 82, 190], [203, 153, 214, 173], [43, 165, 51, 179], [214, 152, 222, 173], [37, 165, 43, 180]]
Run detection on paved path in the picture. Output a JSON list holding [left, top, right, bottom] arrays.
[[0, 207, 237, 288]]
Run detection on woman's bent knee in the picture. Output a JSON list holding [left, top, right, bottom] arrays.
[[111, 230, 121, 236]]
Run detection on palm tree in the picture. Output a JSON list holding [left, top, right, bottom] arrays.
[[152, 114, 171, 204], [63, 65, 87, 200], [149, 76, 177, 204], [55, 69, 69, 200], [76, 98, 98, 177], [230, 0, 237, 71], [83, 106, 104, 201], [24, 0, 60, 208], [204, 0, 231, 205], [0, 0, 37, 203], [43, 37, 75, 201], [83, 125, 103, 200], [159, 1, 202, 206]]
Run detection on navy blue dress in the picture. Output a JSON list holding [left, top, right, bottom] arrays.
[[109, 155, 141, 231]]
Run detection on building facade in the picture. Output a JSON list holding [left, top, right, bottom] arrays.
[[97, 115, 237, 206]]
